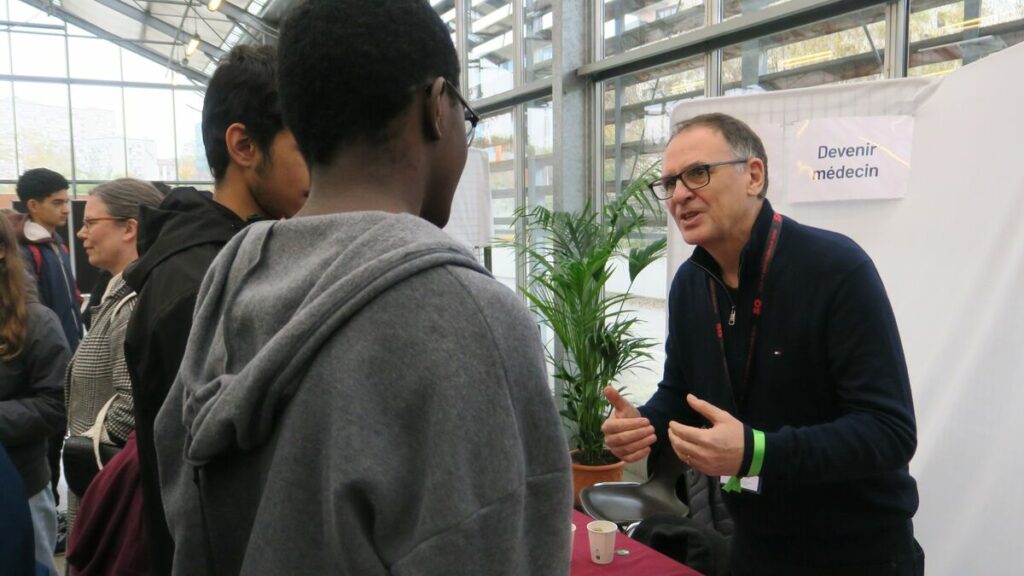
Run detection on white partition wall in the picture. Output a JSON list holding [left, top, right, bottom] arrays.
[[445, 148, 494, 251], [667, 43, 1024, 576]]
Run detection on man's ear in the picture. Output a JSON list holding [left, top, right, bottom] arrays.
[[423, 77, 447, 142], [225, 122, 261, 170], [747, 157, 766, 198], [26, 198, 40, 215]]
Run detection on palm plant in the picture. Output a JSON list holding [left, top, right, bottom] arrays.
[[509, 166, 667, 466]]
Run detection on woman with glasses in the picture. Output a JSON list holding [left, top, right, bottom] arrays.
[[64, 178, 163, 533], [0, 210, 69, 576]]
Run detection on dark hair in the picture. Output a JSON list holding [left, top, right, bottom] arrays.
[[278, 0, 460, 165], [0, 210, 28, 360], [673, 113, 770, 199], [16, 168, 69, 209], [202, 44, 284, 182]]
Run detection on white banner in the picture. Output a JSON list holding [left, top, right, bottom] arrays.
[[786, 116, 914, 203]]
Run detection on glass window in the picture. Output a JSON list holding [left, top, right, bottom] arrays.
[[174, 90, 212, 182], [0, 183, 17, 211], [525, 97, 552, 211], [14, 81, 72, 176], [722, 0, 793, 21], [0, 32, 11, 75], [0, 82, 18, 179], [909, 0, 1024, 78], [7, 0, 65, 26], [524, 0, 553, 82], [602, 56, 704, 405], [721, 5, 887, 94], [70, 85, 126, 181], [73, 182, 100, 198], [68, 37, 122, 81], [123, 88, 177, 181], [603, 0, 706, 58], [10, 31, 67, 77], [476, 110, 516, 291], [603, 57, 705, 203], [64, 24, 94, 38], [121, 49, 174, 84], [468, 0, 514, 99], [430, 0, 458, 47]]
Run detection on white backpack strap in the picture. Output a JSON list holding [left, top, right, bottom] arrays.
[[111, 291, 137, 318], [89, 396, 117, 470]]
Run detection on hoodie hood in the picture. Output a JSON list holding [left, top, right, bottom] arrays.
[[173, 211, 486, 466], [22, 220, 55, 244], [4, 212, 55, 246], [126, 187, 249, 291]]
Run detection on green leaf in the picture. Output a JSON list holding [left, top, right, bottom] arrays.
[[505, 161, 665, 466]]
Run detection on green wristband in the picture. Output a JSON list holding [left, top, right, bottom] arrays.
[[748, 429, 766, 477]]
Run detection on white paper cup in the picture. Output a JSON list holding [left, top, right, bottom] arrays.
[[586, 520, 617, 565]]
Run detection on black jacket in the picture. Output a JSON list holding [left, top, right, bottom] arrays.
[[124, 188, 255, 576], [0, 301, 69, 496], [16, 221, 83, 351], [641, 201, 918, 572]]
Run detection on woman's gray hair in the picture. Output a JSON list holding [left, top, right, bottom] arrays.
[[89, 178, 164, 220]]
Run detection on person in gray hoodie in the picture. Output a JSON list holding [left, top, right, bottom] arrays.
[[153, 1, 573, 575]]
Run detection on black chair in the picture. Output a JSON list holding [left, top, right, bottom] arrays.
[[579, 447, 690, 532]]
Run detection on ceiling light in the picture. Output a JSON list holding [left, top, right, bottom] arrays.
[[208, 0, 224, 11], [185, 33, 201, 57]]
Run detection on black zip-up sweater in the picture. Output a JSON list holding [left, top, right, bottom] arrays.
[[641, 201, 919, 571], [124, 188, 256, 576]]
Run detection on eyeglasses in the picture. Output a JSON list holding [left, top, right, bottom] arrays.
[[440, 78, 479, 147], [648, 158, 750, 200], [80, 216, 127, 231]]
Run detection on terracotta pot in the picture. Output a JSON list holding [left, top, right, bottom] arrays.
[[570, 450, 625, 507]]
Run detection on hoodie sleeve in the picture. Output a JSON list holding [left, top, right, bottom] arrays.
[[0, 306, 68, 446], [383, 268, 572, 576]]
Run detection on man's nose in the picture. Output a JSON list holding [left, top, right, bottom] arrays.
[[671, 179, 693, 202]]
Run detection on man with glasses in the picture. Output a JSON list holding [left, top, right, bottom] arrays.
[[602, 113, 922, 575], [152, 1, 570, 575]]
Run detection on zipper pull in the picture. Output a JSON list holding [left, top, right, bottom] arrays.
[[729, 307, 736, 326]]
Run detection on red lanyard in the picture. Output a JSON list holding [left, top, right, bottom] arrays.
[[707, 213, 783, 404]]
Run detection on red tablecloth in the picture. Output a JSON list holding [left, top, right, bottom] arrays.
[[571, 510, 702, 576]]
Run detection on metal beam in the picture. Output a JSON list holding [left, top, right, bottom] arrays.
[[0, 73, 204, 90], [19, 0, 210, 85], [217, 1, 277, 39], [93, 0, 226, 59], [578, 0, 882, 81], [472, 77, 553, 116], [142, 0, 279, 39], [885, 0, 909, 78]]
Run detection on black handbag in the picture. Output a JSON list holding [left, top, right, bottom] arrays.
[[62, 396, 122, 497]]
